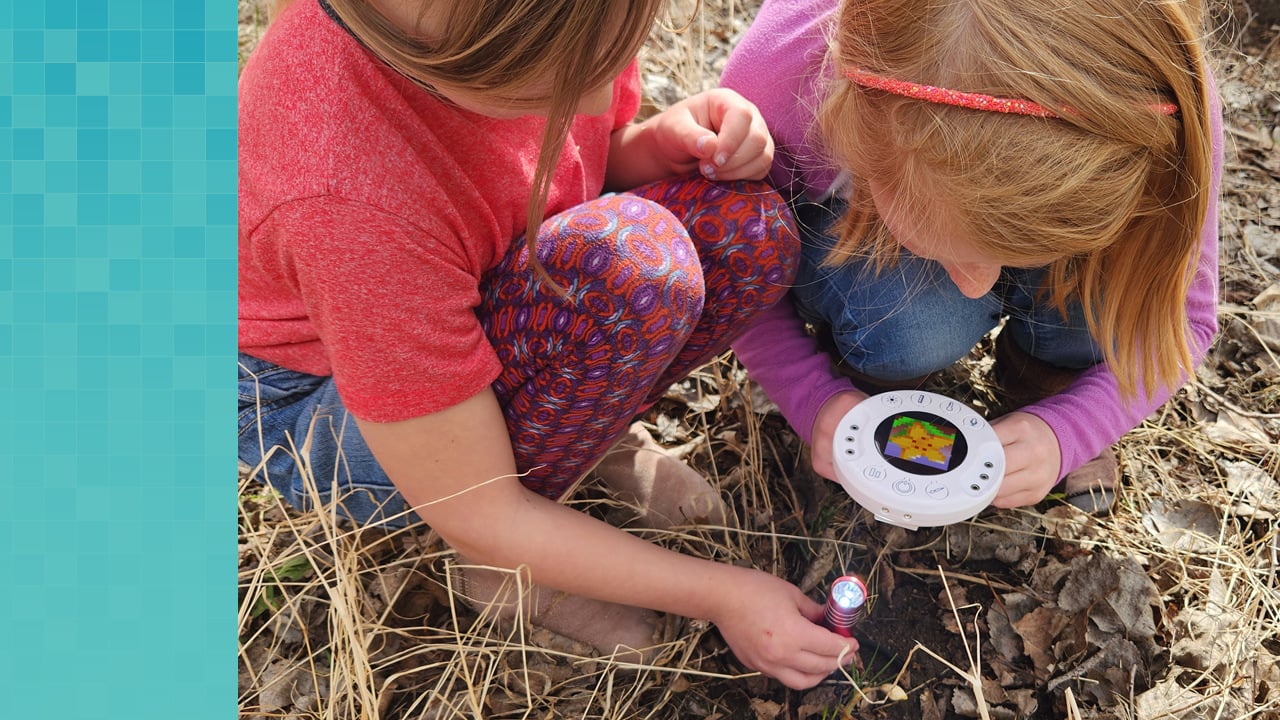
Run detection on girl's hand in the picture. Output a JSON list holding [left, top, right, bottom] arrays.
[[809, 389, 870, 481], [989, 411, 1063, 507], [657, 88, 774, 181], [606, 88, 773, 189], [711, 566, 861, 690]]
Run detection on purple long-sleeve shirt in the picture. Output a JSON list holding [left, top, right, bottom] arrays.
[[722, 0, 1223, 478]]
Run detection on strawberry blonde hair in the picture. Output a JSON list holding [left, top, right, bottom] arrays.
[[270, 0, 669, 288], [816, 0, 1215, 401]]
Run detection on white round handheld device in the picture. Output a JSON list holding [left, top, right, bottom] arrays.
[[832, 390, 1004, 530]]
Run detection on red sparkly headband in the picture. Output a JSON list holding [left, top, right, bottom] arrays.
[[844, 67, 1179, 118]]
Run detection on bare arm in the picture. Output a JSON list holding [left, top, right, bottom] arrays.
[[355, 386, 858, 688]]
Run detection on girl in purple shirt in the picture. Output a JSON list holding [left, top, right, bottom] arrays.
[[722, 0, 1222, 510]]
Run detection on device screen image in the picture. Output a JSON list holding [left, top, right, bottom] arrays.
[[873, 411, 968, 475]]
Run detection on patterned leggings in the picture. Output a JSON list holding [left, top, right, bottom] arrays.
[[484, 173, 798, 498], [237, 173, 798, 524]]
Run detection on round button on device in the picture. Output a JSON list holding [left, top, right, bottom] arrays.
[[832, 390, 1005, 529]]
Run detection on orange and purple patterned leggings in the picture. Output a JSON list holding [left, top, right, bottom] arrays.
[[483, 173, 798, 498]]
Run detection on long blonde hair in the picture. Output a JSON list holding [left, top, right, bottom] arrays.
[[271, 0, 667, 289], [817, 0, 1214, 401]]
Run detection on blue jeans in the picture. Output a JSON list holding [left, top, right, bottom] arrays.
[[791, 197, 1103, 381], [237, 355, 412, 524]]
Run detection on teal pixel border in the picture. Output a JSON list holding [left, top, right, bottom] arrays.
[[0, 1, 236, 716]]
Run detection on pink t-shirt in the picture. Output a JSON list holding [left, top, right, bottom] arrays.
[[238, 0, 641, 422]]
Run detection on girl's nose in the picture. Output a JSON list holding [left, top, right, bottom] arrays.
[[944, 261, 1001, 299]]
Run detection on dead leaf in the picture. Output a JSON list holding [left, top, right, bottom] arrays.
[[797, 684, 843, 720], [1027, 555, 1074, 597], [257, 659, 319, 713], [1058, 553, 1124, 614], [1099, 562, 1160, 645], [1204, 408, 1273, 446], [1143, 498, 1223, 555], [1134, 677, 1208, 719], [1012, 605, 1071, 678], [1221, 459, 1280, 518], [987, 592, 1033, 662], [750, 698, 783, 720], [950, 686, 981, 718], [981, 674, 1008, 704], [1251, 282, 1280, 352], [747, 380, 781, 415], [1046, 637, 1142, 707], [919, 688, 945, 720], [876, 562, 897, 605], [942, 512, 1041, 569], [1004, 688, 1038, 717], [936, 584, 971, 611], [797, 527, 838, 594]]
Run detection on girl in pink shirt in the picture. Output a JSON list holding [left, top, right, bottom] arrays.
[[723, 0, 1221, 511]]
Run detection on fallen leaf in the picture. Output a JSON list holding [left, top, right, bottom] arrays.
[[942, 512, 1041, 569], [1143, 498, 1223, 555], [1134, 677, 1208, 719], [1012, 605, 1071, 679], [1250, 282, 1280, 351], [987, 592, 1032, 662], [1058, 553, 1124, 614], [1047, 637, 1142, 707], [1101, 561, 1160, 645], [747, 380, 781, 415], [797, 684, 843, 720], [1221, 459, 1280, 518], [1003, 688, 1038, 717], [950, 686, 980, 718], [797, 527, 838, 594], [1204, 408, 1273, 446], [257, 659, 314, 713], [919, 688, 945, 720], [750, 698, 783, 720]]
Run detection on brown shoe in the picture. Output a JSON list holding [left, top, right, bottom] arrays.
[[591, 422, 729, 530], [451, 560, 661, 662], [992, 330, 1121, 515], [1058, 449, 1121, 515], [990, 329, 1084, 412]]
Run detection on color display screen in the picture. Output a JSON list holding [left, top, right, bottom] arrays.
[[872, 411, 968, 475]]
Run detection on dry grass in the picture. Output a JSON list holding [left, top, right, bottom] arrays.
[[238, 1, 1280, 718]]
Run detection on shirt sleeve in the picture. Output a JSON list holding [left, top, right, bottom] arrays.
[[719, 0, 841, 200], [250, 194, 502, 423], [731, 299, 855, 444]]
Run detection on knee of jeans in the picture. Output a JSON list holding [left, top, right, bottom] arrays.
[[863, 352, 958, 381], [833, 331, 971, 381], [1003, 323, 1104, 370]]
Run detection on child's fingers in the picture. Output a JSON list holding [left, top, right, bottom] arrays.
[[709, 106, 759, 159], [713, 134, 773, 179], [704, 106, 773, 180]]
